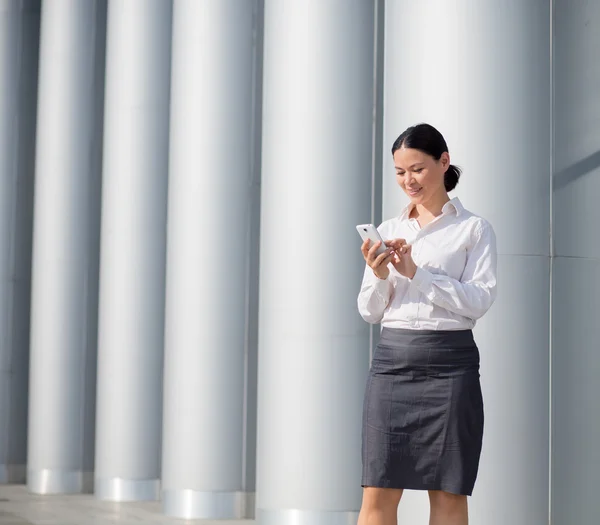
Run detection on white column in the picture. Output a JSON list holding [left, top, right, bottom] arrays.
[[383, 2, 550, 524], [94, 0, 172, 502], [27, 0, 106, 494], [256, 2, 377, 524], [552, 1, 600, 523], [161, 0, 261, 519], [0, 0, 40, 484]]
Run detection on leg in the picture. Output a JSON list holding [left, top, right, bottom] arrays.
[[428, 490, 469, 525], [357, 487, 403, 525]]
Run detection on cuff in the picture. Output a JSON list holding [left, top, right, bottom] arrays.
[[373, 275, 393, 296], [410, 266, 433, 292]]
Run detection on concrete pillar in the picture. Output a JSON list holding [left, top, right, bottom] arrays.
[[383, 2, 550, 524], [161, 0, 262, 519], [94, 0, 172, 502], [552, 1, 600, 523], [27, 0, 106, 494], [256, 2, 377, 523], [0, 0, 40, 484]]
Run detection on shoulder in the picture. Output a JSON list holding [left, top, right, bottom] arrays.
[[459, 208, 496, 244]]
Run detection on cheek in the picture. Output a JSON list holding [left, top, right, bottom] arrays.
[[420, 171, 442, 188]]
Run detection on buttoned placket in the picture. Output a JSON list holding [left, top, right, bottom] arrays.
[[406, 209, 455, 329]]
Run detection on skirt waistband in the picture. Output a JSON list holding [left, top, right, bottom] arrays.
[[379, 327, 475, 349], [374, 328, 479, 376]]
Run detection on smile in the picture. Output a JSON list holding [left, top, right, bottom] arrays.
[[407, 187, 422, 196]]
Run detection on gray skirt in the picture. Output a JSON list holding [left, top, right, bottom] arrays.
[[362, 327, 484, 496]]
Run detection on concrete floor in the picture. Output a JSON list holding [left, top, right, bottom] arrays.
[[0, 485, 255, 525]]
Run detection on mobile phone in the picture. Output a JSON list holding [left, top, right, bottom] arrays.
[[356, 224, 388, 256]]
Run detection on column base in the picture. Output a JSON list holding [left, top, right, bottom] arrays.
[[0, 464, 26, 484], [163, 489, 255, 519], [27, 469, 93, 494], [256, 509, 360, 525], [95, 477, 160, 501]]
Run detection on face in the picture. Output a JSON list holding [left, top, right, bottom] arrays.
[[393, 147, 450, 205]]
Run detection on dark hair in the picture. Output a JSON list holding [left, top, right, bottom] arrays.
[[391, 123, 461, 192]]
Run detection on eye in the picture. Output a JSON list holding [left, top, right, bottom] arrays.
[[396, 171, 405, 176], [414, 168, 424, 173]]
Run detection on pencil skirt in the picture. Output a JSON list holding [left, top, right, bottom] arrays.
[[361, 327, 484, 496]]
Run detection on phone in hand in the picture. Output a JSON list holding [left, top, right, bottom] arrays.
[[356, 224, 388, 256]]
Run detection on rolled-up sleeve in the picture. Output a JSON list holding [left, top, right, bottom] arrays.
[[409, 221, 497, 320]]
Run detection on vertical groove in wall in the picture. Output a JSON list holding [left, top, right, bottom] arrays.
[[548, 0, 554, 522], [82, 0, 107, 479], [369, 0, 385, 362], [7, 0, 25, 472], [242, 0, 264, 493], [370, 0, 384, 228]]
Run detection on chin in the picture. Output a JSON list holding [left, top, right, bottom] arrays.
[[406, 192, 425, 203]]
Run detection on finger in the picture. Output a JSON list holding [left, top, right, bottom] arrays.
[[394, 243, 408, 255], [361, 239, 371, 258], [367, 240, 383, 259], [386, 238, 406, 249], [369, 247, 393, 268], [373, 250, 393, 267]]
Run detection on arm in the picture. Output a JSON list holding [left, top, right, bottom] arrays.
[[357, 264, 394, 324], [409, 221, 497, 320]]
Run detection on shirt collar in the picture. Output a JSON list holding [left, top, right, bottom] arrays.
[[399, 196, 464, 220]]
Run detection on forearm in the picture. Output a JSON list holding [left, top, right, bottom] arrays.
[[357, 274, 393, 324], [410, 267, 496, 320]]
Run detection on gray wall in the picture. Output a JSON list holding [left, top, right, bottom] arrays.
[[552, 1, 600, 524]]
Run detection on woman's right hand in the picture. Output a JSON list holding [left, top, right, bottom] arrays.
[[361, 239, 394, 280]]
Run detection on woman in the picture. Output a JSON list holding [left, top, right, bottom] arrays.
[[357, 123, 497, 525]]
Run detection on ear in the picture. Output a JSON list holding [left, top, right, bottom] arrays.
[[440, 151, 450, 172]]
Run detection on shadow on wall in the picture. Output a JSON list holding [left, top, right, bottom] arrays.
[[553, 150, 600, 190]]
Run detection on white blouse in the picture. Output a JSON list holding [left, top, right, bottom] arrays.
[[357, 197, 497, 330]]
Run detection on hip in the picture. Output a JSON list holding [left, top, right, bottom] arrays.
[[371, 327, 480, 378]]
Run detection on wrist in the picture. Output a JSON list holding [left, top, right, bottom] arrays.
[[373, 269, 389, 280], [409, 266, 432, 290]]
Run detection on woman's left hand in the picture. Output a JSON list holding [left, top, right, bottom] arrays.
[[386, 238, 418, 279]]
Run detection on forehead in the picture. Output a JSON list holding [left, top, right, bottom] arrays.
[[393, 147, 430, 168]]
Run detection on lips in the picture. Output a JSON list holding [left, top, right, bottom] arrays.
[[407, 187, 422, 196]]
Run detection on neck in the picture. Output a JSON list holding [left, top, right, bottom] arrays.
[[416, 191, 450, 218]]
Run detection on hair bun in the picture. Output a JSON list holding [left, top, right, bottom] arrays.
[[444, 164, 461, 192]]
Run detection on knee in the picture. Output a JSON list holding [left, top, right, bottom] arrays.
[[428, 490, 467, 515], [360, 487, 402, 517]]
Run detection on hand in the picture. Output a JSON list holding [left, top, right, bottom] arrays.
[[361, 239, 394, 280], [386, 238, 418, 279]]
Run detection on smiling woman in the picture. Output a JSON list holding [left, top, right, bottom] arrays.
[[393, 123, 462, 202], [357, 123, 498, 525]]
